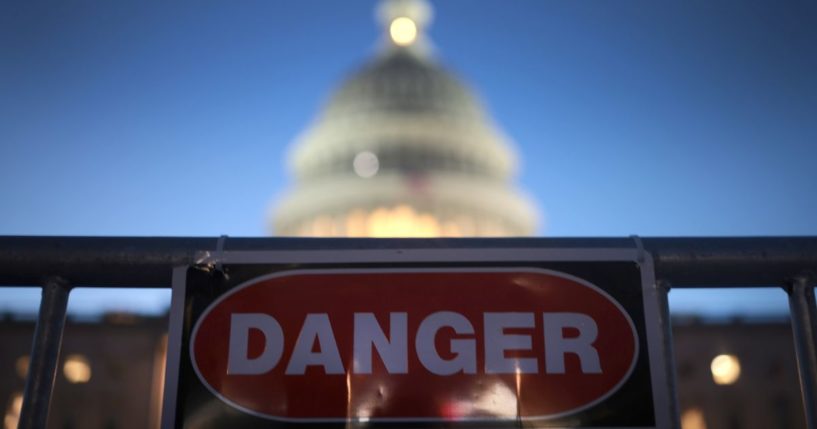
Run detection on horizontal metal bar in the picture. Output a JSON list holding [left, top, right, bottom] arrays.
[[0, 236, 815, 288]]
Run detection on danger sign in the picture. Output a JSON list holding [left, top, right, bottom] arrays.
[[163, 248, 674, 428]]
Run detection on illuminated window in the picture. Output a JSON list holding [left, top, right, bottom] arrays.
[[710, 354, 740, 385], [345, 209, 369, 237], [367, 205, 441, 237], [681, 407, 707, 429], [299, 207, 511, 238], [311, 215, 337, 236], [63, 354, 92, 384], [15, 356, 29, 379], [4, 392, 22, 429]]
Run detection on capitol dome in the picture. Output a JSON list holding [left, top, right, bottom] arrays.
[[272, 0, 538, 237]]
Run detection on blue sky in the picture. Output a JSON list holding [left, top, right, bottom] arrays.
[[1, 0, 815, 316]]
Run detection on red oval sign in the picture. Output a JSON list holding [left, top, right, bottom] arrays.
[[191, 268, 638, 422]]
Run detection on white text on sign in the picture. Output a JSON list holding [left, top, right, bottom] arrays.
[[226, 311, 602, 376]]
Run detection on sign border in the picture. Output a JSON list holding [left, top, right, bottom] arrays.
[[162, 247, 672, 429], [190, 267, 641, 423]]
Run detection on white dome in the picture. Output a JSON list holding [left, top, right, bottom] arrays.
[[271, 0, 538, 237], [291, 50, 517, 182]]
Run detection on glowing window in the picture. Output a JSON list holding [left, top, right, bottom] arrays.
[[15, 356, 29, 379], [681, 407, 707, 429], [4, 392, 23, 429], [368, 205, 440, 237], [710, 354, 740, 385], [63, 354, 92, 384]]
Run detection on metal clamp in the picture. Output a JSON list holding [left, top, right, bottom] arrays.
[[214, 234, 228, 274], [630, 234, 646, 263], [193, 235, 229, 276]]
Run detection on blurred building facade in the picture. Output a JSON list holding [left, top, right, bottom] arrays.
[[272, 0, 537, 237], [672, 318, 806, 429], [1, 314, 167, 429], [1, 314, 806, 429]]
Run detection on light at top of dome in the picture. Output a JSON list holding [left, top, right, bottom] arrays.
[[390, 17, 418, 46]]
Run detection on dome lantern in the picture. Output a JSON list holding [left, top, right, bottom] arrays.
[[378, 0, 433, 52]]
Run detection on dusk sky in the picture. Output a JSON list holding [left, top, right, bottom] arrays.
[[1, 0, 815, 316]]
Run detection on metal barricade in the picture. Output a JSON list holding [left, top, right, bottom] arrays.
[[0, 236, 815, 429]]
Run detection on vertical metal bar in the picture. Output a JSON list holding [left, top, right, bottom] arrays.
[[788, 276, 817, 429], [18, 277, 71, 429], [656, 280, 681, 429]]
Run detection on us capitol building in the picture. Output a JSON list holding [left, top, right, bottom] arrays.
[[271, 0, 538, 237], [0, 2, 807, 429]]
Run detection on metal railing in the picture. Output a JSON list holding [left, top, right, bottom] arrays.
[[1, 236, 815, 429]]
